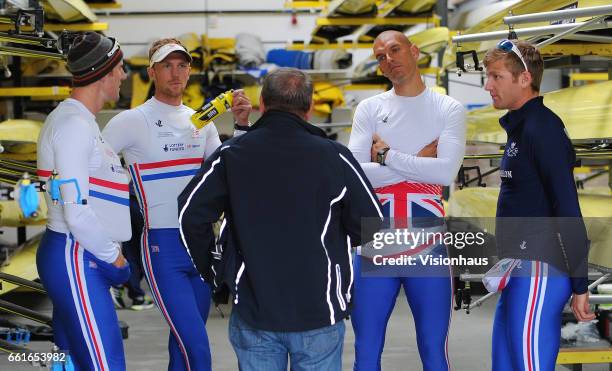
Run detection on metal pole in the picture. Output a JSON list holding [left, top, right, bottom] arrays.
[[609, 159, 612, 190], [588, 273, 611, 291], [467, 292, 497, 311], [460, 271, 606, 282], [0, 45, 65, 59], [503, 5, 612, 25], [0, 272, 46, 293], [12, 53, 27, 247], [0, 298, 52, 325], [0, 32, 56, 47], [436, 0, 449, 204], [588, 295, 612, 305], [452, 20, 611, 44], [436, 0, 449, 101], [536, 15, 607, 49], [563, 34, 612, 43]]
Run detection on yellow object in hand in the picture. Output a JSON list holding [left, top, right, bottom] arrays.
[[190, 90, 234, 129]]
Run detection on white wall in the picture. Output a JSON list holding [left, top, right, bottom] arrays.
[[102, 13, 319, 58], [99, 0, 289, 12], [99, 1, 320, 58], [447, 72, 492, 108], [445, 68, 563, 109], [100, 1, 563, 110]]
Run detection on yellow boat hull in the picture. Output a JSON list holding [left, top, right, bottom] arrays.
[[467, 81, 612, 144], [0, 194, 48, 228], [410, 27, 450, 55], [447, 187, 612, 269], [354, 27, 449, 76], [0, 234, 42, 295], [0, 119, 42, 160], [41, 0, 97, 23], [396, 0, 437, 15], [0, 119, 42, 145]]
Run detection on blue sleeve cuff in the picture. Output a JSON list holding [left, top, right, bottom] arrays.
[[571, 276, 588, 295]]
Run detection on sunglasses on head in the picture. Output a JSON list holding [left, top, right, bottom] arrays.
[[496, 39, 528, 72], [107, 38, 120, 58]]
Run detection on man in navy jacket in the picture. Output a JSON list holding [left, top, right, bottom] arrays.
[[484, 39, 593, 371], [178, 67, 383, 371]]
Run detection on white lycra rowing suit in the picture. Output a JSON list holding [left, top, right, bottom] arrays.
[[348, 87, 466, 371], [37, 97, 131, 371], [349, 87, 466, 189], [103, 96, 245, 371], [38, 98, 130, 262], [103, 96, 243, 229]]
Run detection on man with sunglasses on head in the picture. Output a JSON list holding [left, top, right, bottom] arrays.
[[348, 30, 466, 371], [103, 38, 252, 371], [483, 39, 593, 371]]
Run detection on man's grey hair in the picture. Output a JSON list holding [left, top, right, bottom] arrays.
[[261, 68, 313, 115]]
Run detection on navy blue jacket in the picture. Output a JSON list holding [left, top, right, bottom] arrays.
[[496, 97, 588, 294], [178, 110, 383, 332]]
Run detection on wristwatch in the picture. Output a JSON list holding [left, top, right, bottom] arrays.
[[377, 147, 390, 166], [234, 121, 252, 131]]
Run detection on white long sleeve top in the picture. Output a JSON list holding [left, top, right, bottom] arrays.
[[38, 98, 131, 263], [348, 87, 466, 189], [103, 97, 244, 229]]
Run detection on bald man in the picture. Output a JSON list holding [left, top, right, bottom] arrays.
[[348, 31, 466, 370]]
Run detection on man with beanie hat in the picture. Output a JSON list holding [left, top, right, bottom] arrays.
[[67, 31, 124, 88], [37, 32, 131, 370], [103, 38, 252, 371]]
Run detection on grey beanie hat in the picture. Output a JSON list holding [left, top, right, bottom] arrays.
[[67, 32, 123, 87]]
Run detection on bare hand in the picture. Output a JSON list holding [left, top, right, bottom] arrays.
[[371, 134, 390, 162], [113, 253, 127, 268], [417, 139, 438, 158], [231, 89, 252, 126], [571, 292, 595, 322]]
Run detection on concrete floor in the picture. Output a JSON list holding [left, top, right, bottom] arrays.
[[0, 289, 610, 370]]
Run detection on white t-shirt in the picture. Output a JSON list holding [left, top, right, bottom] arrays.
[[37, 98, 130, 263], [103, 97, 243, 229], [348, 87, 466, 189]]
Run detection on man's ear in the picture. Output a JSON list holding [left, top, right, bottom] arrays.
[[521, 71, 533, 89], [147, 66, 155, 81], [304, 101, 314, 121], [259, 96, 265, 113], [410, 44, 420, 59]]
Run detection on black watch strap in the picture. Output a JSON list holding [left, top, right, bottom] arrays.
[[377, 147, 390, 166], [234, 123, 250, 131]]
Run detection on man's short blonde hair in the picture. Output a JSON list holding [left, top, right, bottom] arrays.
[[148, 38, 187, 61], [483, 40, 543, 92]]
